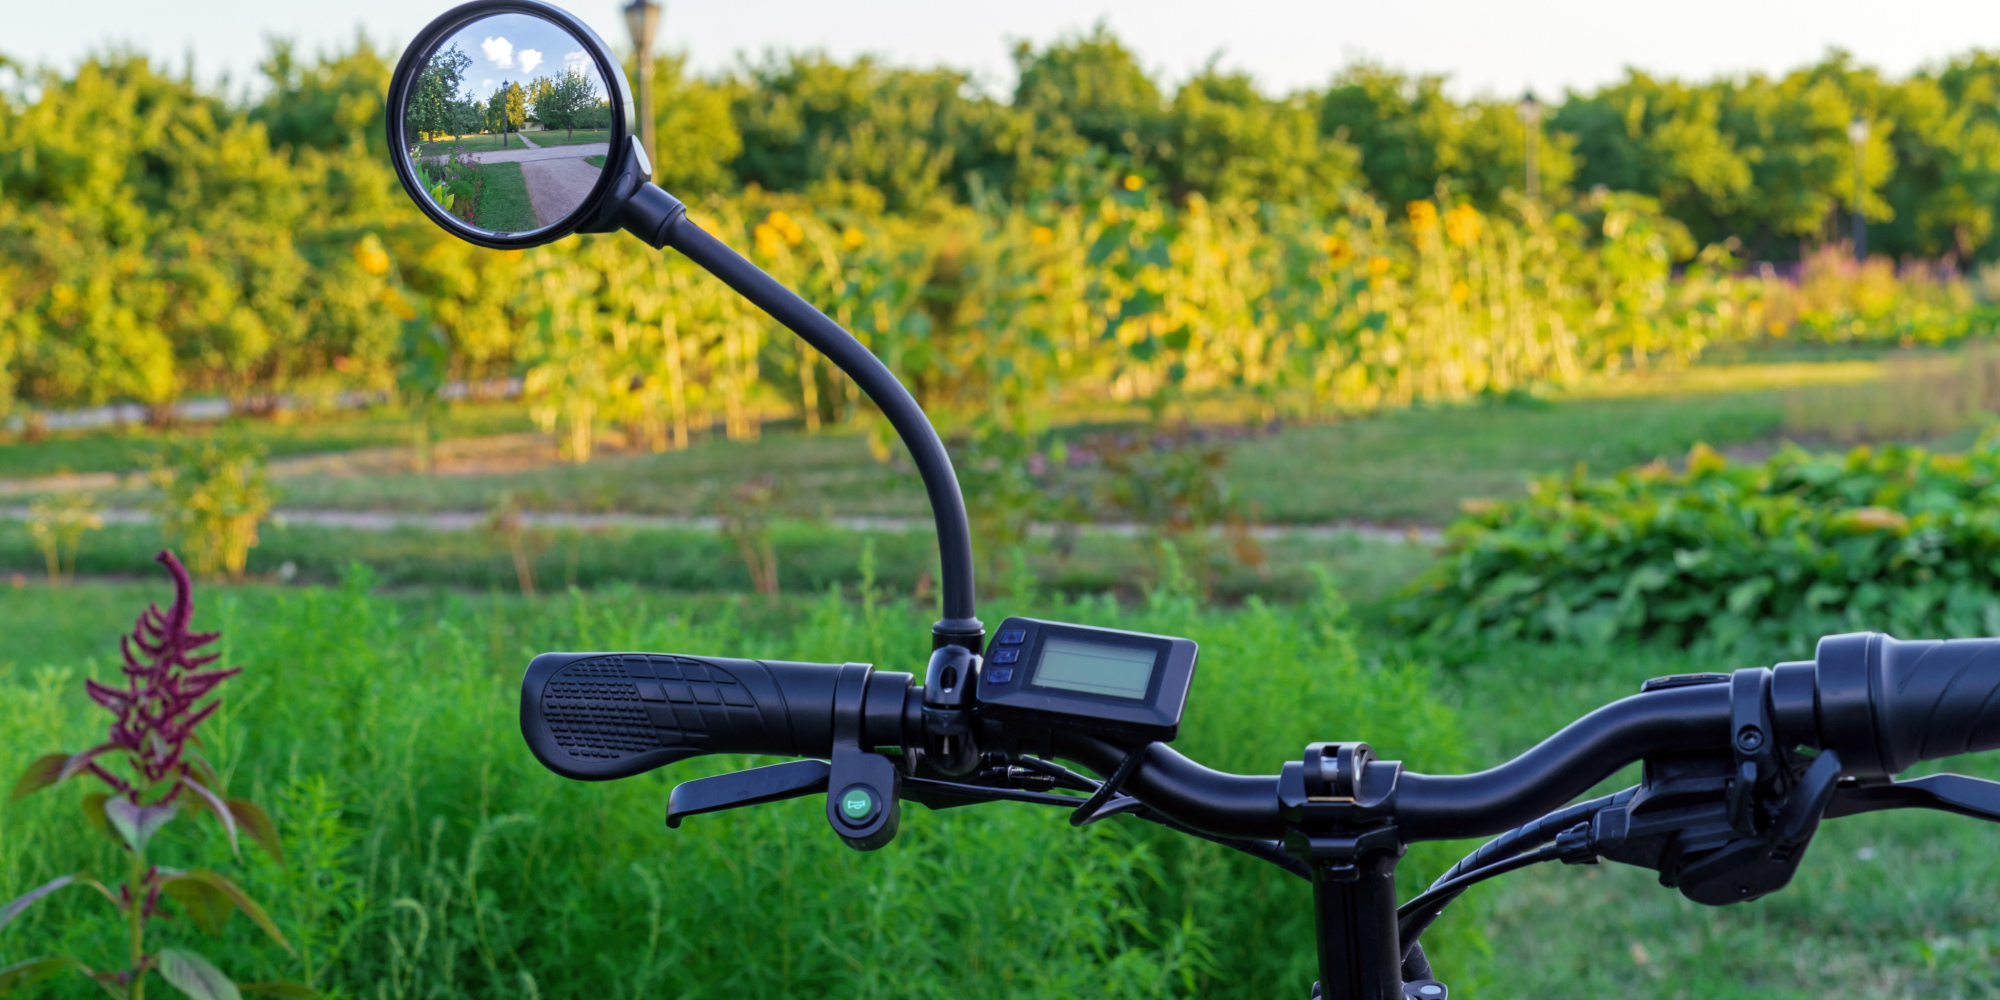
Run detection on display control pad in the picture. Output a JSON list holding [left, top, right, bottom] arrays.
[[975, 617, 1197, 744]]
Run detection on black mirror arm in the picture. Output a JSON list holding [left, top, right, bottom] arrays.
[[610, 162, 983, 650]]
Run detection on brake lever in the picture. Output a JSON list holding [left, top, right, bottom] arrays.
[[1825, 772, 2000, 823], [666, 759, 831, 828]]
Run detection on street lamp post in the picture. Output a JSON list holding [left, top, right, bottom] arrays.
[[624, 0, 662, 172], [1518, 91, 1542, 201], [1848, 115, 1869, 261]]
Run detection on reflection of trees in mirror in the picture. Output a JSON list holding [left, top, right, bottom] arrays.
[[405, 44, 477, 144], [530, 67, 604, 140]]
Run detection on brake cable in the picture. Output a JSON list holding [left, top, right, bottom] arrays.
[[1397, 787, 1634, 955]]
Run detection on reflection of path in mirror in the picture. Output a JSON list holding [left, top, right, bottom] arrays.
[[458, 143, 608, 230], [522, 156, 605, 228]]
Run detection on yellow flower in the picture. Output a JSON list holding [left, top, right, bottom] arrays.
[[1444, 204, 1481, 247], [753, 223, 783, 255], [1123, 174, 1144, 191], [1406, 200, 1438, 233], [842, 227, 866, 249], [1322, 235, 1353, 265], [381, 287, 418, 321], [1031, 225, 1055, 245], [1450, 280, 1470, 303], [353, 234, 391, 276], [765, 210, 804, 245], [1367, 255, 1392, 277]]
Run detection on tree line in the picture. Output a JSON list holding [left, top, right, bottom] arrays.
[[403, 45, 610, 144], [0, 32, 1994, 424]]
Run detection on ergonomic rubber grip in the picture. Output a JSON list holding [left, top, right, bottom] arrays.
[[520, 652, 850, 781], [1814, 633, 2000, 777]]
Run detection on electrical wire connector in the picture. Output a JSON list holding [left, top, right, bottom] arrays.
[[1555, 821, 1598, 865]]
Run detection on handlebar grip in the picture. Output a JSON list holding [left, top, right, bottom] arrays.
[[1814, 633, 2000, 777], [521, 652, 855, 781]]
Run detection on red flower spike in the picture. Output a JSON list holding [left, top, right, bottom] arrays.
[[85, 551, 245, 805]]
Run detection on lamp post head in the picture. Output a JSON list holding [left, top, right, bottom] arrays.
[[625, 0, 662, 53], [1849, 116, 1870, 145], [1517, 91, 1541, 123]]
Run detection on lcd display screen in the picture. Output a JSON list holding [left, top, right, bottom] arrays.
[[1031, 637, 1157, 700]]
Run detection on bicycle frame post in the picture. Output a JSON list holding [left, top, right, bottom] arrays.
[[1298, 832, 1405, 1000], [1282, 742, 1410, 1000]]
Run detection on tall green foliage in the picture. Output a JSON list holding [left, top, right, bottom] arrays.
[[0, 578, 1476, 999]]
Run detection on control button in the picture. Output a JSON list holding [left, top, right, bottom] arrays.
[[997, 629, 1026, 645], [837, 785, 877, 826], [986, 667, 1014, 684], [990, 648, 1020, 664]]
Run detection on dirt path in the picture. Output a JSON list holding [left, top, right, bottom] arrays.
[[522, 156, 605, 228], [463, 142, 608, 165]]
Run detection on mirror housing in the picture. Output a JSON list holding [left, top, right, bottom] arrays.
[[386, 0, 639, 248]]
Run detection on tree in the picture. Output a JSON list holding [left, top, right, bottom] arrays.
[[1165, 66, 1359, 207], [1012, 24, 1164, 159], [533, 66, 598, 139], [404, 44, 472, 144], [487, 80, 526, 146], [1321, 63, 1574, 211]]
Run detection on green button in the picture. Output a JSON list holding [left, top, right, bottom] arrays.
[[840, 787, 875, 821]]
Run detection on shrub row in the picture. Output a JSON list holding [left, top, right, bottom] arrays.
[[1402, 438, 2000, 650]]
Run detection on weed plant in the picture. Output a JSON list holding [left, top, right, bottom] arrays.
[[0, 568, 1476, 999]]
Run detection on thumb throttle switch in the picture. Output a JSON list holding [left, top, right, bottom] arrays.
[[827, 662, 901, 850]]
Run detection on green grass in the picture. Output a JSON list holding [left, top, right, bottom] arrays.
[[585, 154, 605, 168], [469, 161, 536, 232], [527, 129, 611, 148], [0, 517, 1434, 606], [0, 578, 1475, 999], [8, 576, 2000, 997], [1410, 636, 2000, 998], [225, 391, 1795, 527], [0, 403, 533, 479], [414, 133, 529, 154], [11, 357, 1993, 540]]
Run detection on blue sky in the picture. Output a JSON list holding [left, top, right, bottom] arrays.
[[437, 12, 605, 102], [14, 0, 2000, 100]]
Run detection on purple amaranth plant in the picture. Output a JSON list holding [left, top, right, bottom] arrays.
[[1, 551, 311, 1000]]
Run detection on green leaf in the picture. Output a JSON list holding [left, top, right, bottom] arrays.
[[160, 870, 292, 954], [0, 875, 75, 932], [8, 754, 68, 802], [226, 799, 284, 866], [238, 983, 322, 999], [81, 793, 121, 842], [162, 877, 234, 937], [103, 798, 178, 856], [180, 778, 238, 856], [154, 948, 240, 1000], [0, 955, 85, 995], [57, 744, 120, 784]]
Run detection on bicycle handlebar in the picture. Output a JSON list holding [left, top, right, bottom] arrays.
[[518, 632, 2000, 842]]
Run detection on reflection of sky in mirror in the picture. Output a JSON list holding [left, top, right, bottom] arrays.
[[435, 13, 602, 103]]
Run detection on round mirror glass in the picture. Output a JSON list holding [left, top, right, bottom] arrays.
[[399, 11, 616, 238]]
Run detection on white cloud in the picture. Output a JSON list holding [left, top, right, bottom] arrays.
[[564, 50, 590, 72], [480, 78, 494, 93], [480, 36, 513, 68], [518, 48, 544, 74]]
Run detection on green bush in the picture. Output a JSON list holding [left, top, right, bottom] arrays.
[[1401, 438, 2000, 649], [1, 575, 1476, 999]]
